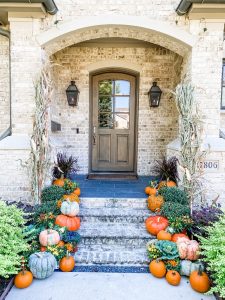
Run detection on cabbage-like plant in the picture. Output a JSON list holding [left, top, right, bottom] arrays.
[[155, 240, 179, 260]]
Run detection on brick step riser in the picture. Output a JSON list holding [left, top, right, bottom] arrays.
[[80, 215, 149, 223], [74, 252, 149, 266], [79, 237, 153, 247]]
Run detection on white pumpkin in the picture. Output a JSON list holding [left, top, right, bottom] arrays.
[[60, 200, 79, 217]]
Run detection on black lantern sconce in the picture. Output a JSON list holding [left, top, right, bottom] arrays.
[[66, 81, 80, 106], [148, 81, 162, 107]]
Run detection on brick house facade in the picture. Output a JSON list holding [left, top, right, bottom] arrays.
[[0, 0, 225, 204]]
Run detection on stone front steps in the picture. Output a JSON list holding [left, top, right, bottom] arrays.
[[75, 197, 154, 267]]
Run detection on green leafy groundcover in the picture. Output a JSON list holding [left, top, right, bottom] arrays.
[[198, 212, 225, 298], [0, 201, 28, 278]]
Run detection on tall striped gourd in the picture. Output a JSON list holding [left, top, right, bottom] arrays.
[[29, 252, 57, 279]]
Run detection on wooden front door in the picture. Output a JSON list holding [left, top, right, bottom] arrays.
[[91, 72, 136, 172]]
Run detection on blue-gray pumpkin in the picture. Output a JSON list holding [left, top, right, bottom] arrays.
[[29, 252, 57, 279]]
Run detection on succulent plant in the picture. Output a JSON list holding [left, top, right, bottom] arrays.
[[155, 240, 179, 260]]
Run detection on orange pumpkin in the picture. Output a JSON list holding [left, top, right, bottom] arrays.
[[14, 270, 33, 289], [57, 240, 65, 247], [149, 260, 166, 278], [189, 266, 210, 293], [158, 180, 176, 189], [73, 187, 81, 196], [55, 215, 80, 231], [166, 270, 181, 286], [63, 193, 80, 203], [53, 178, 65, 187], [65, 243, 73, 252], [145, 216, 168, 236], [157, 230, 172, 241], [59, 255, 75, 272], [147, 195, 164, 212], [145, 186, 151, 195], [171, 233, 190, 243], [40, 246, 47, 252]]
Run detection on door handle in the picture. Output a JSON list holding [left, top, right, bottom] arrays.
[[93, 126, 96, 145]]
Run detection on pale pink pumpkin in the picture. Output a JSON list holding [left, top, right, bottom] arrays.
[[176, 238, 200, 261], [39, 229, 60, 246]]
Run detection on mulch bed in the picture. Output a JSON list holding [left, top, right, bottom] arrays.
[[0, 277, 14, 300]]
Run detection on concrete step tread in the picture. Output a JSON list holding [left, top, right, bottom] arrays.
[[78, 223, 152, 238], [80, 197, 147, 208], [79, 207, 151, 216]]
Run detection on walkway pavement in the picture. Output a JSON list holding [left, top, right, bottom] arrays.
[[6, 272, 215, 300], [71, 175, 154, 198]]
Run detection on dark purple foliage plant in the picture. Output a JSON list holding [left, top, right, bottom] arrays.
[[191, 203, 223, 237]]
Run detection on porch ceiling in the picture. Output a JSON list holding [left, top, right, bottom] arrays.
[[37, 16, 196, 57]]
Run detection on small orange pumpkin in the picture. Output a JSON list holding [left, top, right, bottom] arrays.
[[145, 216, 168, 236], [73, 187, 81, 196], [171, 233, 190, 243], [65, 243, 74, 252], [166, 270, 181, 286], [149, 260, 166, 278], [14, 270, 33, 289], [145, 186, 151, 195], [63, 193, 80, 203], [147, 195, 164, 212], [40, 246, 47, 252], [53, 178, 65, 187], [157, 230, 172, 241], [59, 254, 75, 272], [57, 240, 65, 247], [55, 215, 80, 231], [189, 266, 210, 293], [158, 180, 176, 189]]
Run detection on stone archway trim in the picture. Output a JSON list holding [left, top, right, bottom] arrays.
[[37, 16, 196, 55], [86, 59, 142, 73]]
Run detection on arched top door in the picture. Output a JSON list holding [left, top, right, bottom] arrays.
[[91, 72, 137, 172]]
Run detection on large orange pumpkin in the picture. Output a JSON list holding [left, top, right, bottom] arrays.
[[171, 233, 190, 243], [59, 255, 75, 272], [166, 270, 181, 286], [53, 178, 65, 187], [63, 193, 80, 203], [147, 195, 164, 212], [189, 266, 210, 293], [145, 216, 168, 236], [149, 260, 166, 278], [14, 270, 33, 289], [55, 215, 80, 231], [157, 230, 172, 241], [73, 187, 81, 196]]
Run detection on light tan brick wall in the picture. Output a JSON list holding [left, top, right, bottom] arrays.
[[51, 43, 180, 175], [0, 34, 10, 134], [220, 113, 225, 129]]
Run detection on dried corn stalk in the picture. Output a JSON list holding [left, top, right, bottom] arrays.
[[174, 83, 206, 214], [28, 66, 53, 204]]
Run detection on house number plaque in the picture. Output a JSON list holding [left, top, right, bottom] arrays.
[[198, 160, 219, 172]]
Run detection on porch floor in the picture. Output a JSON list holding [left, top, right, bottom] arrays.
[[70, 175, 155, 198], [6, 272, 215, 300]]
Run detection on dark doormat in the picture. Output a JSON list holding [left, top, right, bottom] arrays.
[[87, 173, 138, 180]]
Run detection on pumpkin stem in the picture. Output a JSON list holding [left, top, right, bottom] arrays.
[[198, 265, 203, 276], [21, 256, 25, 275]]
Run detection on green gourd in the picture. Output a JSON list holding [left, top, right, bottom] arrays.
[[180, 260, 204, 276], [29, 252, 57, 279]]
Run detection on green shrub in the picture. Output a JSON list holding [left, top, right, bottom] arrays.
[[159, 187, 188, 205], [161, 202, 190, 219], [199, 213, 225, 298], [41, 185, 65, 203], [0, 201, 28, 278]]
